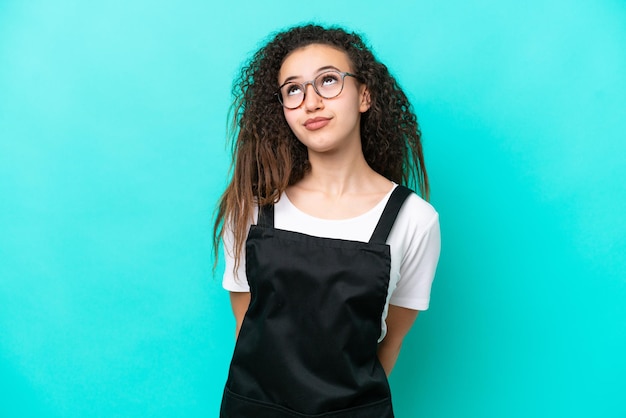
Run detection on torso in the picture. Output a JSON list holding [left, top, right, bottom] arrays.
[[222, 186, 440, 337]]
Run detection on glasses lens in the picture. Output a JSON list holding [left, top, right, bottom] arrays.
[[314, 71, 343, 99], [280, 83, 303, 109]]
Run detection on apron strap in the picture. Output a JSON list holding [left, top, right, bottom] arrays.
[[257, 204, 274, 228], [369, 185, 413, 244], [258, 186, 412, 240]]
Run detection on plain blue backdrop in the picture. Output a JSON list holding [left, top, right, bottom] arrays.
[[1, 1, 625, 417]]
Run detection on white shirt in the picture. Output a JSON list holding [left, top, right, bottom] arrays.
[[222, 185, 441, 340]]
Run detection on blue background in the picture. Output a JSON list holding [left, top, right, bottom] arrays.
[[1, 1, 625, 417]]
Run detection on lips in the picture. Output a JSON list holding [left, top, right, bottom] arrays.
[[304, 117, 331, 131]]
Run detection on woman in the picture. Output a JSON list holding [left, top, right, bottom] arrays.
[[214, 24, 441, 417]]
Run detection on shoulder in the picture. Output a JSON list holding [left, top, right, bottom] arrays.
[[388, 189, 440, 254], [397, 189, 439, 231]]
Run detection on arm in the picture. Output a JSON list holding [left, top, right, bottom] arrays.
[[230, 291, 251, 339], [377, 304, 419, 376]]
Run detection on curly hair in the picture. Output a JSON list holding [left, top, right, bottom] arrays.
[[213, 24, 429, 271]]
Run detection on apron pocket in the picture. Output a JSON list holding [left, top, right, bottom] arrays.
[[220, 387, 303, 418], [220, 387, 393, 418], [324, 398, 394, 418]]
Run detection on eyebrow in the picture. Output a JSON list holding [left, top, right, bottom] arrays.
[[281, 65, 342, 84]]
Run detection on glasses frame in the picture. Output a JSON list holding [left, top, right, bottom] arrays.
[[275, 70, 360, 109]]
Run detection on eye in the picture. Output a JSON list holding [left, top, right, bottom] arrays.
[[285, 83, 302, 96], [320, 73, 340, 86]]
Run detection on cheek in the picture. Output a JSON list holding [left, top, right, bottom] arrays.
[[283, 109, 299, 131]]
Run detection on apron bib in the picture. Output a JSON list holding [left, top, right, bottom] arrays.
[[221, 186, 412, 417]]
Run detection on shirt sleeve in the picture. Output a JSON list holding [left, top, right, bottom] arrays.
[[222, 219, 251, 292], [389, 211, 441, 310]]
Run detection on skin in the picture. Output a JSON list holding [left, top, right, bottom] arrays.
[[230, 44, 419, 376]]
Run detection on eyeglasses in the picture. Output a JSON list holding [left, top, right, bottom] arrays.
[[276, 70, 359, 109]]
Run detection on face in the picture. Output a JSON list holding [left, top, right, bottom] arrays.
[[277, 44, 371, 156]]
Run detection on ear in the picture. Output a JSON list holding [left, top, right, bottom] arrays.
[[359, 85, 371, 113]]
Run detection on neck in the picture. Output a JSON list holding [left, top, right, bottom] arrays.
[[302, 148, 375, 196]]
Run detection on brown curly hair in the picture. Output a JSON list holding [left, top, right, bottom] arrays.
[[213, 23, 429, 271]]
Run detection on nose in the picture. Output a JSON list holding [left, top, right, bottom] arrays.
[[302, 82, 323, 111]]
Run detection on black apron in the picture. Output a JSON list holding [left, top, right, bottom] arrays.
[[221, 186, 412, 417]]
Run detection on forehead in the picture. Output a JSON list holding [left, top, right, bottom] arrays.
[[278, 44, 352, 82]]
